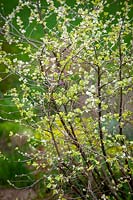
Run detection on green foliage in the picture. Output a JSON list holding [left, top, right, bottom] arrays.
[[0, 153, 33, 188], [0, 0, 133, 199], [0, 122, 36, 189]]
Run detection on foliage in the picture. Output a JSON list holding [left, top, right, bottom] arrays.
[[0, 0, 133, 199], [0, 122, 35, 188]]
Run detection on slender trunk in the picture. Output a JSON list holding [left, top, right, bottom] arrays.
[[118, 30, 133, 192], [49, 125, 61, 158], [118, 33, 123, 136], [97, 66, 118, 187]]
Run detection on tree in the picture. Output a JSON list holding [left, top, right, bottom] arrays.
[[0, 0, 133, 199]]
